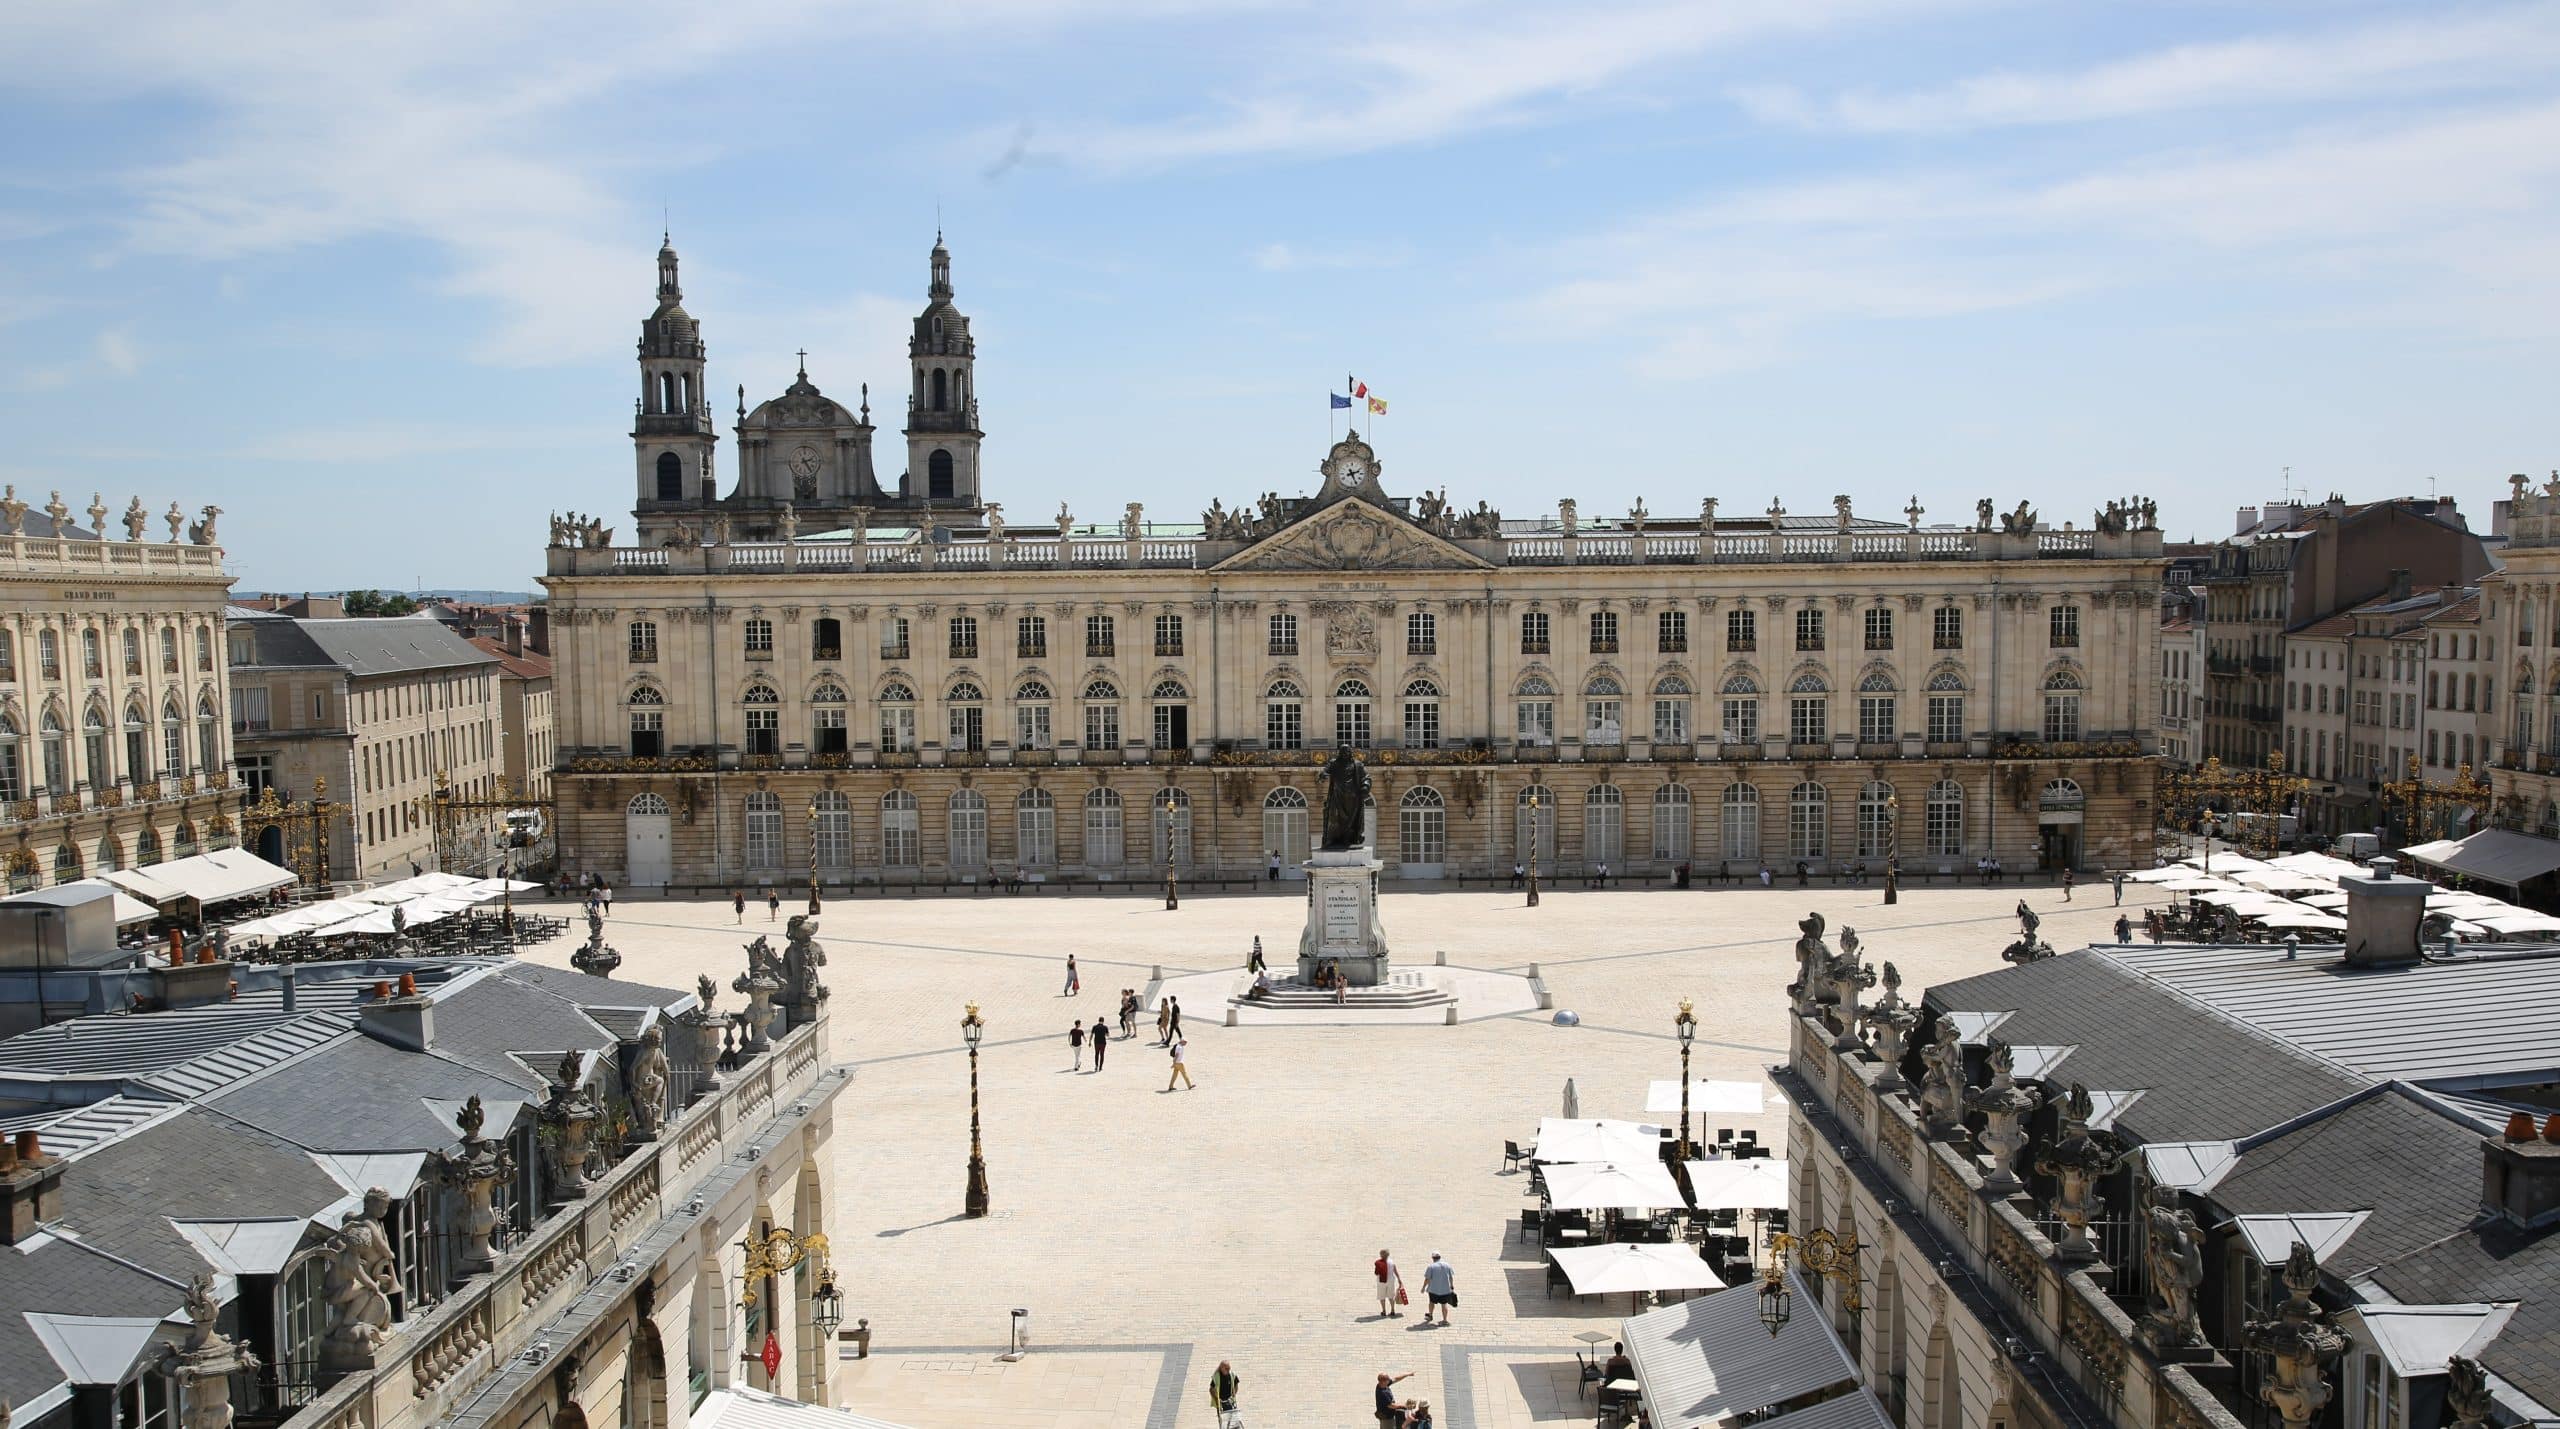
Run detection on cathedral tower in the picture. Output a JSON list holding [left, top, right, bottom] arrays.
[[903, 234, 983, 507], [633, 236, 717, 513]]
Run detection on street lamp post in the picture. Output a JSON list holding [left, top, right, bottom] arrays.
[[1881, 791, 1900, 906], [1161, 788, 1180, 911], [1526, 789, 1542, 908], [961, 1003, 989, 1218], [806, 802, 821, 915], [1674, 998, 1698, 1159]]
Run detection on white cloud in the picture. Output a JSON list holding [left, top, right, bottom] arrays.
[[1732, 7, 2560, 133], [1251, 241, 1406, 272], [238, 421, 593, 463], [93, 326, 140, 377]]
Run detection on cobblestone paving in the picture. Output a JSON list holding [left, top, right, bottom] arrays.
[[519, 877, 2163, 1428]]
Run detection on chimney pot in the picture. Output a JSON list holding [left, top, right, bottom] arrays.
[[398, 971, 419, 997], [372, 979, 392, 999], [2507, 1112, 2539, 1143], [2546, 1114, 2560, 1145], [14, 1130, 38, 1161]]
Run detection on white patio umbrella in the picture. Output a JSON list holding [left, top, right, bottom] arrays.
[[1537, 1118, 1667, 1164], [2296, 892, 2351, 909], [2157, 877, 2237, 893], [2196, 891, 2294, 911], [1542, 1160, 1685, 1212], [2127, 867, 2200, 883], [2236, 871, 2334, 893], [1644, 1080, 1766, 1117], [1682, 1157, 1793, 1211], [310, 906, 403, 937], [2249, 908, 2347, 931], [1549, 1241, 1729, 1296]]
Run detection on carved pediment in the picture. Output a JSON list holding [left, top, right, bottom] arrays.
[[1211, 498, 1490, 574]]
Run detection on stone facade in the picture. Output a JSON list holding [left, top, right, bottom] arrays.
[[2484, 476, 2560, 840], [0, 502, 240, 890]]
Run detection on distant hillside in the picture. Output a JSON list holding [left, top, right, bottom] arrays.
[[235, 589, 542, 605]]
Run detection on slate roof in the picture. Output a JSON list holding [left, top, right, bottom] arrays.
[[51, 1107, 346, 1285], [228, 612, 496, 678], [0, 1234, 181, 1410], [1922, 950, 2365, 1144]]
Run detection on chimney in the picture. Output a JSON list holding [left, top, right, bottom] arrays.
[[504, 618, 523, 657], [528, 605, 551, 656], [0, 1130, 67, 1245], [280, 964, 297, 1012], [357, 979, 435, 1052], [2481, 1112, 2560, 1230], [2386, 568, 2412, 603], [2338, 856, 2427, 967], [2236, 505, 2260, 534]]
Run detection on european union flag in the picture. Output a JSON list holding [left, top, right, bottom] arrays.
[[1329, 392, 1353, 409]]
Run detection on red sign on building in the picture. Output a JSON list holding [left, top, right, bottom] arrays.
[[760, 1331, 782, 1380]]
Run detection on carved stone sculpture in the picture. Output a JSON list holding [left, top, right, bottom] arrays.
[[123, 497, 147, 541], [2001, 900, 2055, 963], [570, 919, 621, 978], [778, 502, 799, 542], [1859, 961, 1919, 1089], [1833, 494, 1854, 532], [1917, 1017, 1967, 1138], [682, 975, 723, 1095], [0, 487, 25, 536], [734, 938, 785, 1052], [2444, 1355, 2492, 1429], [1787, 912, 1829, 1017], [780, 914, 829, 1026], [1558, 498, 1578, 536], [85, 494, 107, 538], [2035, 1083, 2118, 1263], [628, 1024, 671, 1139], [1825, 926, 1876, 1050], [2243, 1242, 2352, 1428], [436, 1095, 516, 1274], [537, 1052, 599, 1204], [165, 500, 184, 541], [319, 1188, 398, 1371], [1975, 498, 1994, 532], [187, 505, 221, 546], [167, 1271, 258, 1429], [1122, 502, 1144, 541], [1318, 748, 1372, 851], [2140, 1180, 2208, 1353], [1965, 1039, 2043, 1195], [1057, 501, 1073, 539], [43, 491, 68, 533]]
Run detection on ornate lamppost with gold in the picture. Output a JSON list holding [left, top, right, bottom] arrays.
[[805, 800, 821, 915], [1674, 998, 1698, 1160], [1525, 788, 1542, 908], [1161, 787, 1180, 911], [962, 1003, 989, 1218], [1881, 790, 1901, 905], [736, 1221, 836, 1387], [1756, 1226, 1865, 1336]]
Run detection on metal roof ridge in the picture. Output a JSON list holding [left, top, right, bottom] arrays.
[[2230, 1080, 2399, 1153], [2093, 942, 2383, 1090], [127, 1010, 357, 1102]]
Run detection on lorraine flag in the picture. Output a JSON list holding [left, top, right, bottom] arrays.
[[1367, 396, 1388, 415]]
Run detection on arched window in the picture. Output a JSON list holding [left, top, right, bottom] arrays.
[[121, 629, 140, 676], [881, 790, 920, 867], [2042, 668, 2084, 743], [929, 449, 955, 500], [1858, 668, 1896, 693], [196, 694, 218, 773], [654, 451, 683, 502], [2040, 778, 2084, 811], [1789, 673, 1830, 745], [1719, 672, 1762, 744], [1788, 781, 1828, 861], [1149, 679, 1190, 752], [1015, 788, 1056, 867], [1401, 678, 1441, 750], [948, 681, 987, 752], [1262, 786, 1309, 867], [741, 683, 780, 758], [1857, 669, 1897, 744], [1333, 678, 1373, 749], [628, 620, 659, 664], [658, 372, 676, 414], [1652, 784, 1691, 862], [809, 681, 849, 756], [122, 703, 147, 786], [1515, 784, 1555, 868], [949, 789, 988, 869], [1516, 675, 1556, 745], [1014, 679, 1053, 750], [743, 792, 783, 869], [626, 684, 665, 758], [1584, 784, 1624, 865], [174, 818, 198, 857], [1584, 673, 1624, 742], [1857, 781, 1895, 858], [1150, 787, 1192, 866], [52, 840, 79, 884], [1398, 786, 1445, 872], [1082, 679, 1121, 749], [160, 698, 183, 778], [930, 368, 948, 412], [0, 715, 18, 804], [1653, 673, 1692, 744], [1083, 788, 1124, 867], [812, 791, 851, 870], [1926, 667, 1967, 743], [1265, 679, 1304, 750], [135, 824, 161, 864], [1926, 779, 1964, 856], [879, 682, 918, 753], [95, 832, 121, 873]]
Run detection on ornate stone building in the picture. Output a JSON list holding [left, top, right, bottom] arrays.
[[0, 495, 241, 891], [544, 239, 2169, 890]]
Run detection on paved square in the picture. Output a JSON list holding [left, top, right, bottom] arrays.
[[519, 877, 2166, 1428]]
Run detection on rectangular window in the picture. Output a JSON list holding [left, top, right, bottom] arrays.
[[1864, 608, 1894, 651], [745, 802, 782, 868], [1653, 698, 1689, 744], [1268, 613, 1298, 656], [1795, 608, 1825, 652], [1335, 697, 1371, 749], [1722, 697, 1760, 744], [949, 615, 979, 659], [1521, 611, 1550, 654], [1407, 611, 1436, 656], [1402, 699, 1439, 749], [1516, 700, 1555, 744], [744, 707, 779, 757], [1859, 696, 1895, 743], [1589, 610, 1619, 653], [1585, 699, 1622, 744], [1152, 702, 1188, 750], [629, 710, 663, 758], [1016, 614, 1046, 658], [880, 617, 909, 660], [2050, 605, 2081, 648], [1790, 695, 1828, 745], [1265, 697, 1302, 750], [744, 618, 773, 658], [1084, 702, 1119, 748], [1658, 610, 1687, 653], [232, 686, 271, 733], [949, 703, 985, 752], [1085, 615, 1115, 658], [629, 623, 660, 663], [814, 706, 847, 755], [1154, 613, 1183, 656], [1015, 702, 1050, 750], [1927, 694, 1964, 743], [2043, 693, 2082, 743], [1727, 608, 1756, 653], [880, 705, 917, 752]]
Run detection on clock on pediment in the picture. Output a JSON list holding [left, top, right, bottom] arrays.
[[1313, 430, 1387, 504], [788, 445, 823, 479]]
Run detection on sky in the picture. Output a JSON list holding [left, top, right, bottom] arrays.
[[3, 0, 2558, 593]]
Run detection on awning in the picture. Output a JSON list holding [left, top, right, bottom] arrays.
[[1754, 1392, 1899, 1429], [1622, 1274, 1860, 1428], [24, 1314, 170, 1386], [3, 880, 158, 925], [1552, 1241, 1728, 1295], [1682, 1157, 1791, 1211], [104, 849, 296, 906], [2473, 910, 2560, 935], [171, 1218, 313, 1276], [1544, 1160, 1685, 1211], [2235, 872, 2335, 892], [2402, 829, 2560, 888], [691, 1387, 918, 1429], [2250, 909, 2347, 930], [2140, 1141, 2240, 1192], [1537, 1118, 1667, 1164], [2349, 1303, 2518, 1377], [2227, 1211, 2371, 1267], [1645, 1080, 1767, 1117]]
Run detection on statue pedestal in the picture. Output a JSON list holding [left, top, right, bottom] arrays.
[[1298, 847, 1391, 987]]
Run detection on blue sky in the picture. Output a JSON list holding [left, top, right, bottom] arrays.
[[4, 0, 2558, 592]]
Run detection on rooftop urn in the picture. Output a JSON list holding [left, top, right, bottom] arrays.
[[1963, 1039, 2042, 1196]]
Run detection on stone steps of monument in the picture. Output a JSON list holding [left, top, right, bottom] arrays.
[[1230, 971, 1452, 1009]]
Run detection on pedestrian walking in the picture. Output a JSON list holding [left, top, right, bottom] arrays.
[[766, 889, 780, 921], [1375, 1372, 1416, 1428], [2062, 868, 2076, 902], [1120, 989, 1138, 1039], [1167, 996, 1182, 1038], [732, 890, 746, 923], [1420, 1253, 1455, 1325], [2114, 914, 2132, 944], [1068, 1020, 1085, 1071], [600, 884, 614, 915], [1090, 1015, 1109, 1070], [1247, 937, 1265, 974], [2111, 870, 2126, 906], [1207, 1361, 1241, 1427], [1063, 954, 1080, 996], [1268, 849, 1281, 882], [410, 860, 423, 878], [1165, 1034, 1194, 1090], [1156, 999, 1172, 1045], [1373, 1249, 1405, 1318]]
